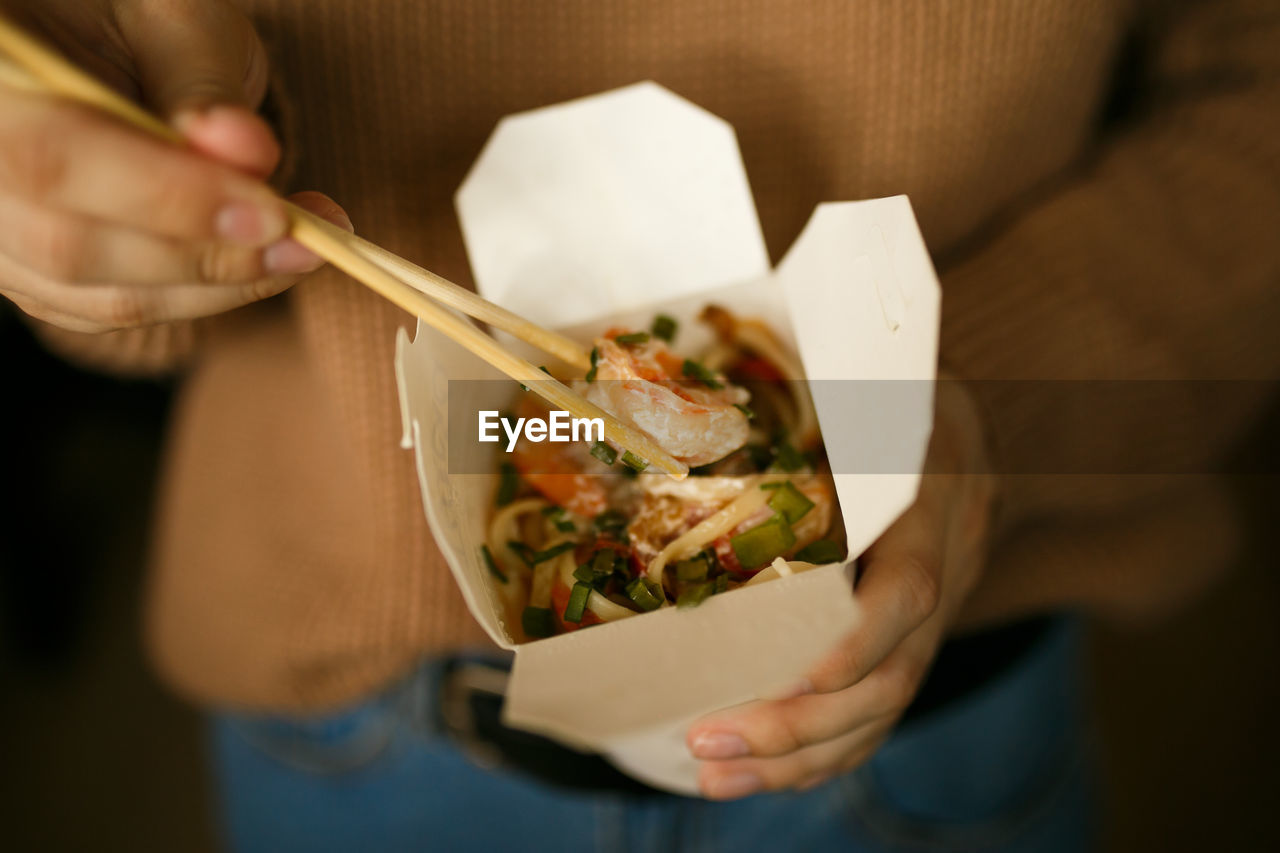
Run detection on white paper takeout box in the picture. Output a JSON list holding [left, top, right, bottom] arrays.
[[395, 82, 940, 794]]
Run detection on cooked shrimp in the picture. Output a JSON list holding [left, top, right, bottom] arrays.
[[578, 335, 751, 467]]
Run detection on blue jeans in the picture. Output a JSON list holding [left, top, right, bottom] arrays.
[[209, 621, 1095, 852]]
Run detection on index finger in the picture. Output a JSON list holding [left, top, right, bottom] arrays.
[[0, 88, 286, 246], [803, 483, 946, 694]]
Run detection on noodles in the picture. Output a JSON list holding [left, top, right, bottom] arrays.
[[701, 305, 819, 448], [487, 497, 550, 576], [643, 473, 783, 587]]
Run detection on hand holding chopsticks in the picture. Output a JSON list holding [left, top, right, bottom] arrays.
[[0, 12, 688, 479]]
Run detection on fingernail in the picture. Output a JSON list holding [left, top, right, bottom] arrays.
[[173, 105, 246, 135], [217, 201, 286, 246], [691, 732, 749, 760], [704, 772, 761, 800], [264, 239, 322, 275], [171, 107, 206, 136], [331, 210, 354, 233]]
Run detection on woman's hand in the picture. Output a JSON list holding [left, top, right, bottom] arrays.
[[686, 380, 998, 798], [0, 0, 350, 333]]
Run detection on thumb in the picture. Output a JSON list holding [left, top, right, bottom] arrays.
[[115, 0, 280, 178]]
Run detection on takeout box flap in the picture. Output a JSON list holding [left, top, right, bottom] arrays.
[[505, 561, 860, 741], [455, 82, 771, 327], [774, 197, 941, 564], [396, 324, 515, 649]]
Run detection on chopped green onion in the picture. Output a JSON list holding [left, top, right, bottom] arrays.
[[714, 574, 729, 594], [507, 540, 536, 567], [542, 506, 576, 533], [590, 441, 618, 466], [531, 541, 576, 564], [480, 545, 507, 584], [772, 440, 806, 472], [677, 580, 716, 608], [521, 606, 556, 638], [651, 314, 678, 342], [767, 481, 815, 524], [585, 346, 600, 383], [614, 331, 650, 345], [624, 577, 664, 611], [730, 516, 797, 570], [621, 451, 649, 472], [675, 557, 708, 583], [594, 509, 628, 534], [563, 582, 592, 623], [496, 462, 519, 506], [794, 540, 844, 564], [573, 564, 598, 584], [591, 549, 617, 576], [682, 359, 724, 390], [733, 403, 755, 419]]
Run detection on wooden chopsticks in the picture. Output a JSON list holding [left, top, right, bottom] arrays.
[[0, 13, 689, 479]]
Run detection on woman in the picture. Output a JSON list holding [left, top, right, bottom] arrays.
[[2, 0, 1274, 849]]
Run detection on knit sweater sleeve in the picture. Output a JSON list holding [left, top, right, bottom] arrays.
[[940, 0, 1280, 528]]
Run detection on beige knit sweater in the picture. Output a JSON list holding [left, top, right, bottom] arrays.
[[30, 0, 1280, 709]]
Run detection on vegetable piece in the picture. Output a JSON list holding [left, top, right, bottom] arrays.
[[621, 451, 649, 472], [772, 441, 806, 472], [496, 462, 520, 506], [480, 545, 507, 584], [541, 505, 577, 533], [651, 314, 678, 343], [766, 481, 815, 525], [573, 548, 617, 586], [624, 577, 664, 612], [590, 441, 618, 466], [733, 403, 755, 420], [614, 332, 650, 345], [677, 580, 715, 609], [594, 509, 628, 535], [563, 582, 592, 623], [591, 548, 617, 576], [507, 540, 537, 568], [730, 516, 797, 570], [522, 606, 556, 638], [675, 557, 708, 583], [531, 541, 576, 564], [681, 358, 724, 390], [585, 346, 600, 383], [794, 540, 844, 564]]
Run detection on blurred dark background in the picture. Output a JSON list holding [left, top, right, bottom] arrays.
[[2, 302, 1278, 852]]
